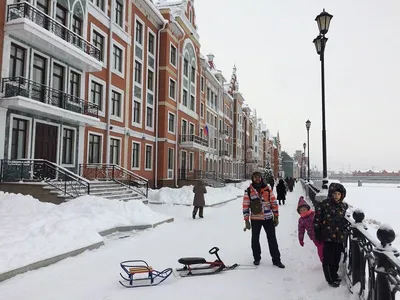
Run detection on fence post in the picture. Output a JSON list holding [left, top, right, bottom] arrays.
[[351, 210, 365, 288], [374, 226, 396, 300]]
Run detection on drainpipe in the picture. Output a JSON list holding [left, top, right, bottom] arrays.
[[154, 20, 168, 188], [174, 31, 185, 188], [106, 1, 114, 165]]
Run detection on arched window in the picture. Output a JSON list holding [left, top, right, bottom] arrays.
[[182, 41, 197, 113]]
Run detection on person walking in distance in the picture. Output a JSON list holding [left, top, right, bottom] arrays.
[[276, 179, 287, 205], [243, 172, 285, 268], [192, 180, 207, 219]]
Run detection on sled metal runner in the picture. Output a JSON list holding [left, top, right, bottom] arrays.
[[119, 260, 172, 288], [176, 246, 239, 277]]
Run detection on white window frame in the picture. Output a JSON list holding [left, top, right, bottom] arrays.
[[7, 39, 30, 79], [7, 114, 32, 160], [167, 112, 176, 134], [132, 100, 142, 128], [30, 48, 50, 87], [181, 118, 188, 135], [112, 40, 125, 78], [109, 135, 122, 165], [50, 58, 68, 93], [131, 141, 141, 170], [169, 78, 176, 100], [200, 102, 204, 119], [134, 16, 145, 47], [170, 42, 177, 68], [147, 28, 156, 57], [68, 66, 84, 100], [90, 23, 108, 68], [199, 153, 203, 170], [144, 143, 153, 171], [189, 122, 195, 135], [167, 147, 174, 179], [113, 0, 125, 29], [189, 152, 194, 171], [88, 74, 106, 117], [145, 105, 154, 131], [110, 85, 124, 122], [60, 125, 77, 167], [87, 131, 104, 163]]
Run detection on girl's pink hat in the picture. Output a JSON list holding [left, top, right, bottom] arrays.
[[297, 196, 311, 214]]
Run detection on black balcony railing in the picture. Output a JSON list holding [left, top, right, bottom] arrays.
[[7, 2, 101, 60], [179, 134, 209, 147], [300, 180, 400, 300], [2, 77, 99, 118], [0, 159, 90, 198]]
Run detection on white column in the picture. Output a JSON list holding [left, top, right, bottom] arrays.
[[0, 107, 8, 159], [78, 125, 85, 165]]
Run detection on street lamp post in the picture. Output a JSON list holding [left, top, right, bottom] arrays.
[[303, 142, 306, 179], [306, 120, 311, 181], [313, 8, 333, 189]]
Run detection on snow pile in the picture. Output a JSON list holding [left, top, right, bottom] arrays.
[[148, 183, 246, 206], [0, 192, 170, 274], [234, 180, 251, 190]]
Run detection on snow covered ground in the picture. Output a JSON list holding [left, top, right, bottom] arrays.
[[148, 182, 249, 205], [0, 183, 351, 300]]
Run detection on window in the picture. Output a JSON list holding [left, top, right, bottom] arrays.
[[168, 113, 175, 133], [199, 154, 203, 170], [72, 15, 82, 37], [201, 77, 204, 92], [135, 21, 143, 45], [52, 63, 64, 92], [146, 106, 153, 128], [70, 71, 81, 98], [170, 45, 176, 66], [189, 152, 194, 171], [115, 0, 123, 27], [181, 120, 187, 135], [9, 43, 26, 77], [182, 90, 187, 106], [113, 45, 123, 73], [56, 4, 67, 25], [183, 59, 188, 76], [91, 0, 105, 11], [111, 90, 121, 117], [132, 142, 140, 168], [88, 134, 101, 163], [145, 145, 152, 169], [134, 60, 142, 84], [190, 95, 195, 111], [62, 128, 74, 164], [36, 0, 49, 14], [191, 66, 195, 83], [189, 123, 194, 135], [110, 138, 120, 164], [168, 148, 174, 169], [90, 81, 103, 110], [148, 33, 155, 55], [133, 101, 141, 123], [169, 79, 175, 99], [92, 30, 105, 61], [147, 70, 154, 91], [11, 118, 28, 159], [200, 103, 204, 118]]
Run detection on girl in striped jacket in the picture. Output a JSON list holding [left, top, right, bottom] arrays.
[[297, 196, 323, 262]]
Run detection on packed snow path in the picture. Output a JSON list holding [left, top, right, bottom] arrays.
[[0, 184, 350, 300]]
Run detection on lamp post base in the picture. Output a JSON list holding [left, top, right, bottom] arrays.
[[322, 178, 329, 189]]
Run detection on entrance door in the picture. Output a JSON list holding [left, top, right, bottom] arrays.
[[35, 123, 58, 163]]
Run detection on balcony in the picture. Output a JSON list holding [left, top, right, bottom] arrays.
[[1, 77, 99, 125], [5, 2, 102, 72], [179, 134, 209, 152], [219, 150, 230, 157]]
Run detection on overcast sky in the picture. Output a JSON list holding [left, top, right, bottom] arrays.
[[194, 0, 400, 172]]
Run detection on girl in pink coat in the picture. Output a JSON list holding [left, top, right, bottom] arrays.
[[297, 196, 324, 262]]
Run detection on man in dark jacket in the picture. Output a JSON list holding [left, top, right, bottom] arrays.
[[314, 182, 348, 288]]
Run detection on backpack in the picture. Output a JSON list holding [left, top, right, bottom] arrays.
[[246, 186, 271, 215]]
